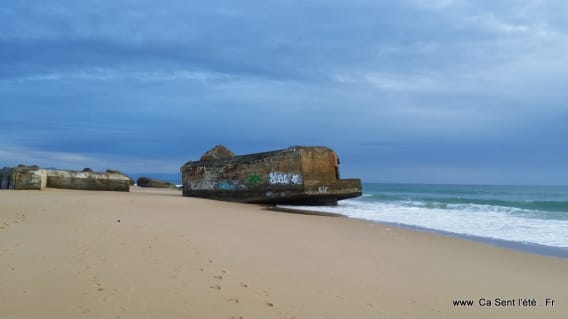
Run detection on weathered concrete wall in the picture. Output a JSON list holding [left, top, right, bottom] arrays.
[[16, 169, 46, 190], [46, 170, 130, 192], [300, 147, 339, 186], [304, 178, 362, 198], [0, 166, 46, 190], [182, 147, 303, 195], [1, 166, 130, 191], [0, 167, 16, 189], [181, 146, 362, 205]]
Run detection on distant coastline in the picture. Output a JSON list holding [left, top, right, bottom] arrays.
[[128, 172, 182, 185]]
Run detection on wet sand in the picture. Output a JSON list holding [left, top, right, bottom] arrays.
[[1, 188, 567, 318]]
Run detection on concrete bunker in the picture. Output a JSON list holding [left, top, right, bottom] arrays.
[[181, 145, 362, 205]]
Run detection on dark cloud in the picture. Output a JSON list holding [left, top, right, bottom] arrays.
[[1, 0, 567, 184]]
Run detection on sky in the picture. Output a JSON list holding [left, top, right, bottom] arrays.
[[1, 0, 567, 185]]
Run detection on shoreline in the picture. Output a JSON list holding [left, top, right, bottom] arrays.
[[275, 204, 568, 259], [383, 222, 568, 259], [1, 188, 567, 318]]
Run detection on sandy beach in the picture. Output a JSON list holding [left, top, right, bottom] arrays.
[[1, 188, 566, 319]]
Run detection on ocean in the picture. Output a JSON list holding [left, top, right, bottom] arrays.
[[281, 183, 568, 257]]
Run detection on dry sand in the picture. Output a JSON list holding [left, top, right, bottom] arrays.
[[1, 188, 567, 319]]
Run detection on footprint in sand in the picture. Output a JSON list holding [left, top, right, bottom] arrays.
[[210, 285, 221, 290], [77, 306, 92, 314], [213, 275, 223, 280], [227, 298, 239, 304], [15, 213, 26, 223], [89, 276, 104, 292]]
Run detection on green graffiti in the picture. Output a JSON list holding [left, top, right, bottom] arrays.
[[248, 174, 262, 184]]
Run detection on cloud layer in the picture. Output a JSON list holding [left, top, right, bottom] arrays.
[[1, 0, 567, 184]]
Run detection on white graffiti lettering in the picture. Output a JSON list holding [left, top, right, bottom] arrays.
[[318, 185, 328, 193], [190, 181, 217, 190], [268, 172, 303, 185], [290, 174, 302, 184]]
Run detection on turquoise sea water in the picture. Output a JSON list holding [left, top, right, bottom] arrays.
[[282, 183, 568, 255]]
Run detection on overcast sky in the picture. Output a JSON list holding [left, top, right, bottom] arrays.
[[1, 0, 567, 185]]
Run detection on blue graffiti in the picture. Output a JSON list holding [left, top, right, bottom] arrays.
[[217, 181, 237, 190]]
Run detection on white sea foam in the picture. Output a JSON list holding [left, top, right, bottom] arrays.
[[280, 199, 568, 248]]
